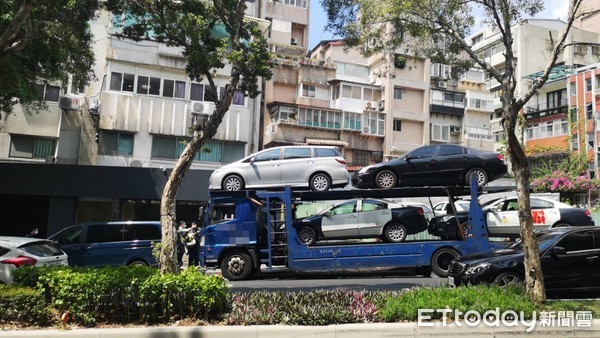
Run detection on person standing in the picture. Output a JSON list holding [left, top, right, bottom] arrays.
[[176, 221, 188, 268], [186, 222, 200, 267]]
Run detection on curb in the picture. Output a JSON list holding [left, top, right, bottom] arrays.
[[1, 320, 600, 338]]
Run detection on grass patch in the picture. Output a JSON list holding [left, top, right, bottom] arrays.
[[547, 300, 600, 318]]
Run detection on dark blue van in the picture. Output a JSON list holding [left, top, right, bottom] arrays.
[[48, 221, 161, 267]]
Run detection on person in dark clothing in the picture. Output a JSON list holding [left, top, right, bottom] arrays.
[[186, 222, 200, 267], [176, 221, 187, 268]]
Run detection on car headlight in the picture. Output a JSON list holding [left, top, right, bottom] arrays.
[[358, 166, 371, 174], [440, 215, 455, 223], [465, 262, 491, 275]]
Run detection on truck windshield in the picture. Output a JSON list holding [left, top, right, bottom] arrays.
[[209, 203, 237, 225]]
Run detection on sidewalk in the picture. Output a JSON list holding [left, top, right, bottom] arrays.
[[1, 320, 599, 338]]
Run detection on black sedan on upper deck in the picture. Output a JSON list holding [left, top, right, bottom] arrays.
[[352, 144, 507, 189]]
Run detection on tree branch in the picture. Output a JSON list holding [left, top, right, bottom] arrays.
[[0, 0, 38, 53]]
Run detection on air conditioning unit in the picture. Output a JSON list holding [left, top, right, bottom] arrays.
[[377, 100, 385, 111], [59, 94, 85, 111], [190, 101, 215, 114], [438, 81, 447, 89], [450, 126, 462, 134], [361, 126, 371, 134], [365, 101, 375, 110], [290, 37, 298, 46]]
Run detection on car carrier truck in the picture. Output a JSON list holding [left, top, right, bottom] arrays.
[[198, 179, 507, 280]]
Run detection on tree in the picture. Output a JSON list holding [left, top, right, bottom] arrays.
[[105, 0, 273, 274], [321, 0, 597, 304], [0, 0, 99, 119]]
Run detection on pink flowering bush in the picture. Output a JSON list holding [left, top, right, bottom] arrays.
[[531, 171, 600, 193]]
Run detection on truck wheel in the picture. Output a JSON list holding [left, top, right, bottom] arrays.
[[222, 174, 244, 191], [297, 227, 316, 246], [384, 223, 407, 243], [220, 251, 253, 281], [431, 248, 459, 277], [309, 173, 331, 191]]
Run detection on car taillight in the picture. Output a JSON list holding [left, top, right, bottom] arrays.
[[417, 207, 424, 215], [1, 255, 37, 268], [496, 154, 504, 160], [335, 158, 347, 165], [584, 210, 591, 217]]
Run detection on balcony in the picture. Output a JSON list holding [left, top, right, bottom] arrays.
[[430, 99, 464, 116], [525, 99, 568, 120], [490, 117, 503, 133]]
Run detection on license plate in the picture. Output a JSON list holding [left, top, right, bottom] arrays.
[[45, 260, 63, 266], [448, 276, 455, 286]]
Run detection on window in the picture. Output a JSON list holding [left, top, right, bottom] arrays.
[[190, 83, 204, 101], [586, 103, 593, 120], [362, 200, 386, 212], [547, 89, 567, 108], [52, 226, 82, 245], [87, 224, 123, 243], [472, 34, 483, 45], [410, 146, 436, 158], [163, 79, 186, 98], [151, 135, 241, 163], [124, 224, 161, 241], [336, 62, 370, 78], [438, 145, 464, 156], [98, 131, 134, 156], [342, 84, 362, 99], [431, 124, 450, 142], [302, 84, 316, 98], [9, 135, 56, 159], [393, 119, 402, 132], [352, 150, 370, 166], [555, 230, 596, 253], [363, 88, 382, 101], [394, 87, 403, 100], [109, 72, 135, 92], [34, 84, 60, 102], [585, 78, 592, 92], [530, 198, 554, 209], [136, 75, 161, 95], [363, 111, 385, 135], [283, 0, 307, 8], [342, 111, 362, 130], [253, 148, 281, 162], [315, 148, 341, 157], [283, 147, 311, 159], [444, 92, 464, 103], [232, 89, 246, 106], [331, 201, 356, 215]]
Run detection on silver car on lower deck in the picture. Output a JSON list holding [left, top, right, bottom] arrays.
[[208, 146, 349, 191]]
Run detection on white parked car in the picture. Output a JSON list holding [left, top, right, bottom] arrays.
[[432, 200, 471, 216], [208, 146, 349, 191], [0, 237, 68, 284]]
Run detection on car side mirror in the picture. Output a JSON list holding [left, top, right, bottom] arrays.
[[405, 154, 413, 161], [324, 211, 332, 217], [250, 157, 255, 164], [550, 246, 566, 256]]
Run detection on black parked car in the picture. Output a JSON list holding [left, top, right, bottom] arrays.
[[352, 144, 507, 189], [293, 198, 428, 245], [448, 226, 600, 297], [429, 196, 595, 240]]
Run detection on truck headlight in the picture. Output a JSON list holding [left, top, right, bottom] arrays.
[[465, 263, 491, 275], [199, 235, 205, 247]]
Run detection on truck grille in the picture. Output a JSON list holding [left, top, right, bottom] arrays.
[[448, 261, 466, 276]]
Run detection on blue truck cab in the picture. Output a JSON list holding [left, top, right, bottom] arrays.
[[200, 181, 506, 281]]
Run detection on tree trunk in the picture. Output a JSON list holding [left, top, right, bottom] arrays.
[[504, 107, 546, 304]]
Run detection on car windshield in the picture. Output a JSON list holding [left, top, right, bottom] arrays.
[[508, 231, 562, 252]]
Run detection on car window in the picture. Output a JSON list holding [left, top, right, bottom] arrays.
[[283, 147, 311, 159], [438, 145, 464, 156], [433, 203, 445, 212], [124, 224, 161, 241], [19, 242, 64, 257], [253, 148, 281, 162], [51, 226, 82, 245], [314, 147, 340, 157], [502, 200, 519, 211], [362, 200, 387, 212], [330, 201, 356, 215], [456, 201, 470, 210], [87, 224, 124, 243], [0, 246, 10, 256], [409, 146, 436, 159], [531, 198, 554, 209], [554, 230, 596, 253]]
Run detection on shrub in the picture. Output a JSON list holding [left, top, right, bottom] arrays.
[[0, 285, 55, 326], [381, 285, 536, 322], [227, 290, 387, 325], [14, 266, 229, 327]]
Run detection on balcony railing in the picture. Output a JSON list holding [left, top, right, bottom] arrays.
[[525, 99, 568, 116]]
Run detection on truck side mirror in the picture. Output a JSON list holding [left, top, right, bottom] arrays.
[[198, 206, 205, 223]]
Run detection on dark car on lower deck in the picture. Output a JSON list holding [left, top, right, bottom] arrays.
[[448, 226, 600, 297]]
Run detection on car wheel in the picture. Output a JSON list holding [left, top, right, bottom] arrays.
[[375, 170, 397, 189], [431, 248, 460, 277], [297, 227, 317, 246], [384, 223, 407, 243], [222, 174, 245, 191], [493, 272, 523, 287], [128, 260, 148, 267], [465, 168, 488, 186], [309, 173, 331, 191], [552, 222, 571, 228], [220, 251, 253, 281]]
